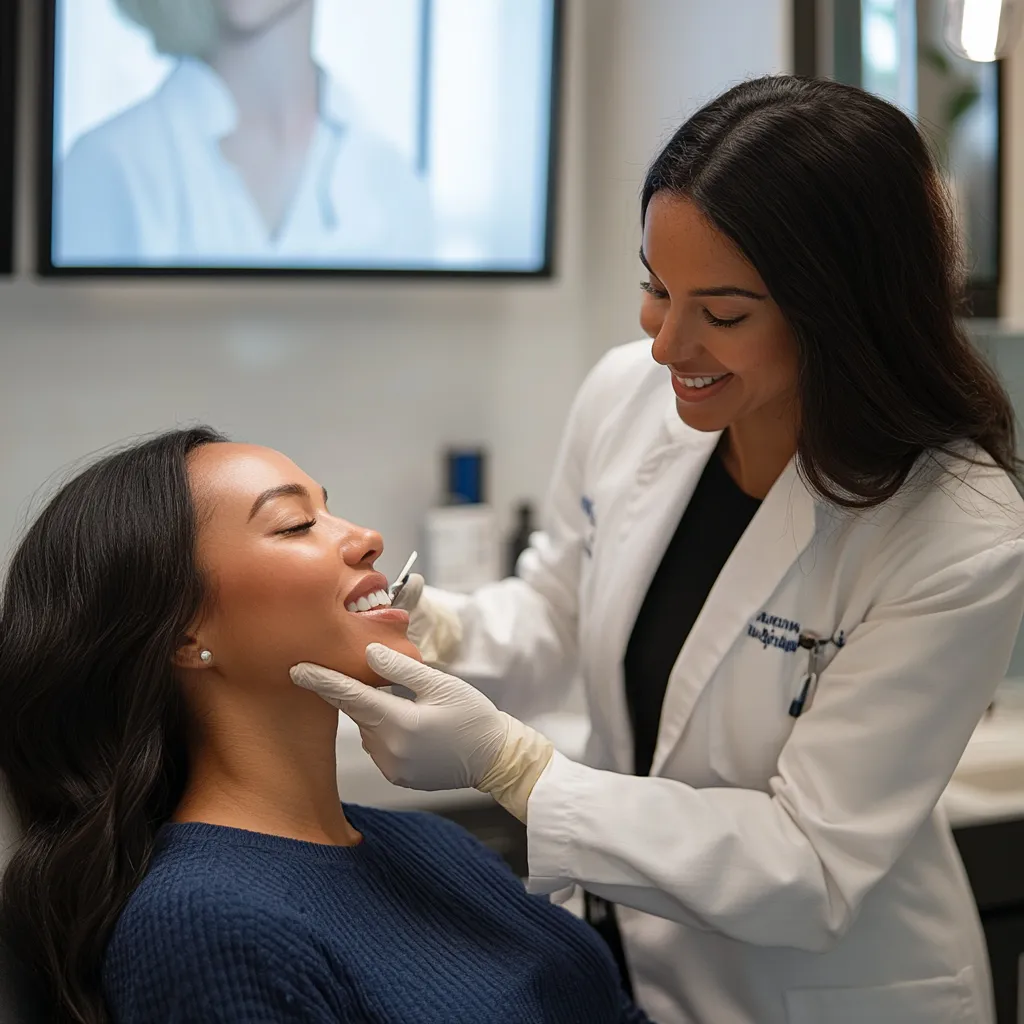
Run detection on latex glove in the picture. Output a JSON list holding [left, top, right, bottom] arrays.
[[391, 574, 463, 667], [291, 644, 553, 822]]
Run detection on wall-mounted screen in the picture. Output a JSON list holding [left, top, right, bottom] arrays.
[[0, 0, 17, 275], [39, 0, 562, 277]]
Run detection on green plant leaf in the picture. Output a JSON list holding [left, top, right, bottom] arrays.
[[922, 44, 951, 75], [946, 84, 981, 126]]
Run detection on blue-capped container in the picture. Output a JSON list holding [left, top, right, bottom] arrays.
[[423, 447, 499, 593], [445, 448, 487, 505]]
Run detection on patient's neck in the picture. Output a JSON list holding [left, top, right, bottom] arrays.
[[174, 684, 360, 847]]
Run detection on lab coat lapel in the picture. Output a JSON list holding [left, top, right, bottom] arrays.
[[649, 457, 818, 776], [594, 420, 721, 774]]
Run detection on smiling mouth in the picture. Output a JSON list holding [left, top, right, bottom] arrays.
[[345, 589, 393, 614], [677, 373, 730, 389]]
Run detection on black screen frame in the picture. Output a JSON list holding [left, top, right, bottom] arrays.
[[36, 0, 565, 280], [0, 0, 18, 275]]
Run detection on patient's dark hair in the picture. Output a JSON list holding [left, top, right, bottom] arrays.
[[0, 426, 226, 1023], [642, 75, 1019, 507]]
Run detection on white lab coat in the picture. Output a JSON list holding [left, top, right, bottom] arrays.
[[56, 59, 434, 267], [430, 340, 1024, 1024]]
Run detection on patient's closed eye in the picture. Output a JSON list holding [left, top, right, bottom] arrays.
[[276, 519, 317, 536], [250, 484, 329, 522]]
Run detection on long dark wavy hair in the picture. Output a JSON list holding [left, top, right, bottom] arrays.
[[0, 427, 226, 1023], [642, 75, 1018, 507]]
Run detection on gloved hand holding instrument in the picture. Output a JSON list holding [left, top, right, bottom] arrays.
[[385, 550, 461, 668]]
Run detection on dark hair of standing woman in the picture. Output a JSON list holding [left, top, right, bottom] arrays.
[[0, 427, 226, 1023], [642, 75, 1018, 508]]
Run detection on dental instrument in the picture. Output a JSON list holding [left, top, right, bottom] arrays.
[[388, 551, 418, 606]]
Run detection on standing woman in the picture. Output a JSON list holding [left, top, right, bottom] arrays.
[[295, 77, 1024, 1024]]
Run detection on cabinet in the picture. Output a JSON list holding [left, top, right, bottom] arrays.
[[954, 818, 1024, 1024]]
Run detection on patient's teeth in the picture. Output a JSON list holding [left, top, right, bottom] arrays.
[[347, 589, 395, 613]]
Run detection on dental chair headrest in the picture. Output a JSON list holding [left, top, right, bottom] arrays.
[[0, 776, 49, 1022], [0, 776, 20, 874]]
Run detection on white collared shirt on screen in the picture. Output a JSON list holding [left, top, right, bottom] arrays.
[[55, 59, 435, 268]]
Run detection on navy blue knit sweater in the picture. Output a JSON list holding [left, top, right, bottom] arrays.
[[103, 804, 651, 1023]]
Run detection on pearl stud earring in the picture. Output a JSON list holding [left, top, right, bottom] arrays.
[[200, 650, 213, 664]]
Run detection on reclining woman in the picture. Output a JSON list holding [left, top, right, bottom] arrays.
[[0, 428, 649, 1024]]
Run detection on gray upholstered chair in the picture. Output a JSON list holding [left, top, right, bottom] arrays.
[[0, 780, 48, 1022]]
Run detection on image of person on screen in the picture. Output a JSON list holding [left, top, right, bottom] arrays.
[[56, 0, 435, 268]]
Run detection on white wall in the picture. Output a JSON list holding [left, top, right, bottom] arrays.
[[0, 0, 792, 582]]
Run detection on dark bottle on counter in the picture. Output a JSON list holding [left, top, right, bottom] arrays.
[[506, 501, 536, 577]]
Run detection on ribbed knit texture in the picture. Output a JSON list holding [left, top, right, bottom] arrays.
[[103, 804, 650, 1023]]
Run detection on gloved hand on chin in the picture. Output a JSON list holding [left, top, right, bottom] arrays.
[[291, 644, 554, 823], [390, 574, 463, 667]]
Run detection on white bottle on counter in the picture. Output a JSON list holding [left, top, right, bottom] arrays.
[[423, 505, 501, 594], [422, 448, 500, 594]]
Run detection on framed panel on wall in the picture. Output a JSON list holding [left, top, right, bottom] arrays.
[[793, 0, 1002, 317], [0, 0, 18, 275], [37, 0, 564, 279]]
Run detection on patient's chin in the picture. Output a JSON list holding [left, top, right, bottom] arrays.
[[365, 637, 423, 687]]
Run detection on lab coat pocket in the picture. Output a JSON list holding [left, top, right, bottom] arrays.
[[784, 967, 976, 1024]]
